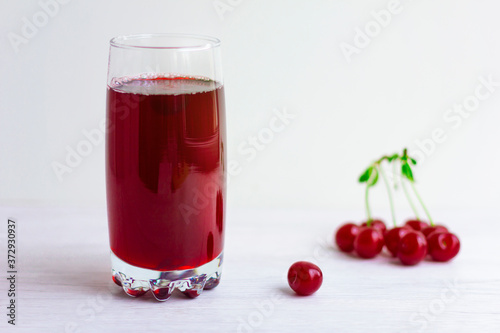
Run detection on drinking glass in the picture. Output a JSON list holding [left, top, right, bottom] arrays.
[[105, 34, 226, 301]]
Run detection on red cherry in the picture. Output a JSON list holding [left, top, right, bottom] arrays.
[[421, 225, 448, 238], [384, 226, 412, 257], [405, 219, 429, 231], [427, 232, 460, 262], [287, 261, 323, 296], [353, 228, 384, 259], [361, 219, 387, 233], [397, 231, 427, 265], [335, 223, 360, 252]]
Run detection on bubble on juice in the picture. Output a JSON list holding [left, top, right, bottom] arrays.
[[109, 73, 220, 95]]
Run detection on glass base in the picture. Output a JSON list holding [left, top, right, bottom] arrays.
[[111, 251, 223, 301]]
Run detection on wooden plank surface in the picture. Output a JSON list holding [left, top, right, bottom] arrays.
[[0, 207, 499, 332]]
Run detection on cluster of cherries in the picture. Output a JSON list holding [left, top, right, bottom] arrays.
[[334, 149, 460, 265], [286, 213, 462, 296], [286, 149, 461, 296], [335, 218, 460, 265]]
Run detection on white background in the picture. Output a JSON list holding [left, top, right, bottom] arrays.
[[1, 2, 500, 333], [1, 0, 499, 216]]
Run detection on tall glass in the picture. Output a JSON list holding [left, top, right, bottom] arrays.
[[105, 34, 226, 301]]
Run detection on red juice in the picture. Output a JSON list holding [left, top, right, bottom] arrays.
[[106, 77, 226, 271]]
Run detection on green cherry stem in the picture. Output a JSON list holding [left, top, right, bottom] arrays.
[[377, 163, 396, 227], [401, 176, 421, 220], [364, 183, 372, 226], [409, 181, 434, 226], [392, 160, 399, 190]]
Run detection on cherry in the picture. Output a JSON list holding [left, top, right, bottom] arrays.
[[397, 231, 427, 265], [421, 225, 448, 238], [335, 223, 360, 252], [405, 219, 429, 231], [353, 228, 384, 259], [427, 232, 460, 262], [361, 219, 387, 234], [384, 226, 412, 257], [287, 261, 323, 296]]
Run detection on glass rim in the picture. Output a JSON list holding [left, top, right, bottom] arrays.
[[109, 33, 221, 51]]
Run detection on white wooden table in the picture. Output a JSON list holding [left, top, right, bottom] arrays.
[[0, 206, 499, 332]]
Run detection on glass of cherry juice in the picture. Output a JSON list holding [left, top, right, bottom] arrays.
[[105, 34, 226, 301]]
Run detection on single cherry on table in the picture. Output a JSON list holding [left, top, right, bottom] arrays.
[[287, 261, 323, 296]]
